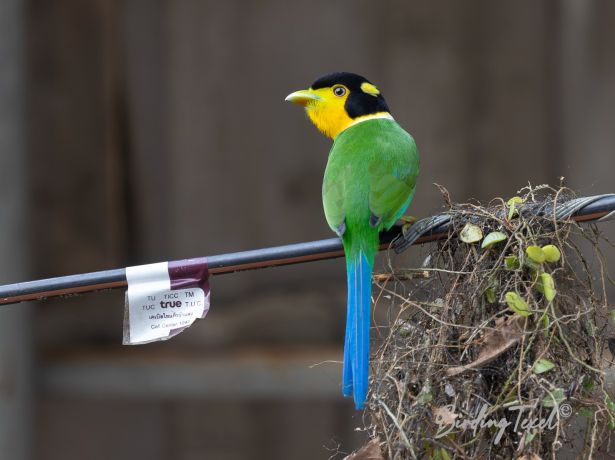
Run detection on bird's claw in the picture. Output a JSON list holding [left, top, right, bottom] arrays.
[[399, 215, 418, 224], [399, 215, 417, 235]]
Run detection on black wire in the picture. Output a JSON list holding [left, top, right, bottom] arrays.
[[1, 194, 613, 306]]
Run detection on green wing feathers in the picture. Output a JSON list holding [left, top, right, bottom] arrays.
[[368, 162, 417, 230], [322, 119, 419, 234], [322, 165, 347, 235]]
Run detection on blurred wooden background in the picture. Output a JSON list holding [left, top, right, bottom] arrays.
[[1, 0, 614, 458]]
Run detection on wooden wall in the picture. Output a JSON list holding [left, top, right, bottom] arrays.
[[0, 0, 32, 458], [21, 0, 615, 458]]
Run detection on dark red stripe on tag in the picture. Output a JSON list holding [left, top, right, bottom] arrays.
[[168, 257, 209, 292]]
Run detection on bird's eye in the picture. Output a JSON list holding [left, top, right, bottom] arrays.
[[333, 86, 347, 97]]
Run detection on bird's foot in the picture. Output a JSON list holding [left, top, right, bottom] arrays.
[[399, 215, 418, 224], [399, 215, 418, 234]]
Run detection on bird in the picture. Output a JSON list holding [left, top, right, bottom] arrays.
[[285, 72, 420, 409]]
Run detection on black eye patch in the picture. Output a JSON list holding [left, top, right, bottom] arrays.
[[344, 91, 390, 119]]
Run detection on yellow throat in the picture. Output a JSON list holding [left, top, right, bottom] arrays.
[[285, 85, 392, 139]]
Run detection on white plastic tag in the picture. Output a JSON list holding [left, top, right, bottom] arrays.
[[123, 262, 208, 345]]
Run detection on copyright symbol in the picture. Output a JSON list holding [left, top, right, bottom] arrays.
[[559, 403, 573, 418]]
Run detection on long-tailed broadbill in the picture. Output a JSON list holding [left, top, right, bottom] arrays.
[[286, 72, 419, 409]]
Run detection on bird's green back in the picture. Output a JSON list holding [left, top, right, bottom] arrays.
[[322, 118, 419, 238]]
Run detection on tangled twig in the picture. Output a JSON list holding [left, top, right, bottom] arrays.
[[362, 185, 614, 459]]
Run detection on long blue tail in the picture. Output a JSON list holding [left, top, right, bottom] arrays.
[[342, 251, 373, 409]]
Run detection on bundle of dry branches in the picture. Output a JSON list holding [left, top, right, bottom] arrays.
[[363, 185, 615, 460]]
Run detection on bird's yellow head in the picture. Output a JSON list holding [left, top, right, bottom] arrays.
[[285, 72, 392, 139]]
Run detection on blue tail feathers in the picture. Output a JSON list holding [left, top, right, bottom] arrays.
[[343, 251, 373, 409]]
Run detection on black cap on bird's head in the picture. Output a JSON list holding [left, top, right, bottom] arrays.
[[286, 72, 393, 139], [309, 72, 390, 118]]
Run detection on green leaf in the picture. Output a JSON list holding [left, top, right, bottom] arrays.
[[481, 231, 507, 249], [439, 448, 452, 460], [610, 310, 615, 326], [542, 388, 565, 407], [507, 196, 524, 205], [583, 378, 595, 392], [418, 385, 433, 404], [485, 287, 497, 304], [542, 244, 561, 263], [533, 358, 556, 374], [507, 196, 524, 220], [484, 278, 498, 304], [524, 258, 542, 271], [540, 312, 550, 337], [578, 407, 594, 418], [460, 223, 483, 244], [584, 318, 595, 337], [505, 291, 531, 317], [526, 245, 546, 263], [504, 255, 520, 270], [539, 272, 557, 302]]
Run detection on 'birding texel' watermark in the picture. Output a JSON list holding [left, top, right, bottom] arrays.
[[434, 402, 572, 445]]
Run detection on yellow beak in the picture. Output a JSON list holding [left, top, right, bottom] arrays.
[[285, 89, 321, 106]]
